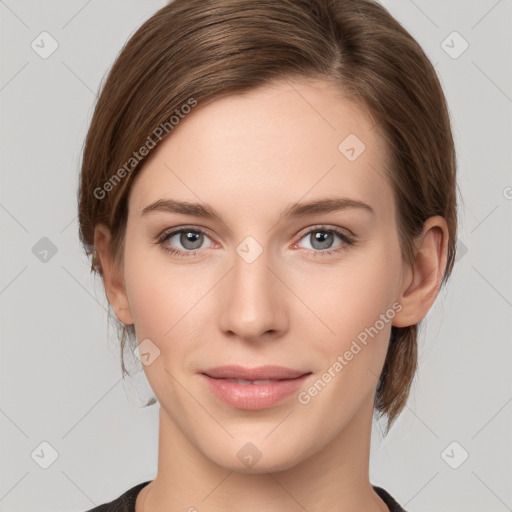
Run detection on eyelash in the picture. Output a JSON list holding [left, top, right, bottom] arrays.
[[156, 225, 356, 259]]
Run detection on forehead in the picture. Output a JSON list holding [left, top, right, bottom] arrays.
[[128, 78, 393, 223]]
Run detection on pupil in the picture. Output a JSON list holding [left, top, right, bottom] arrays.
[[313, 231, 332, 250], [182, 231, 202, 249]]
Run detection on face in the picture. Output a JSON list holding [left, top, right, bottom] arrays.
[[112, 79, 410, 472]]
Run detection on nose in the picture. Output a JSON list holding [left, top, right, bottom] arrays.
[[217, 244, 288, 343]]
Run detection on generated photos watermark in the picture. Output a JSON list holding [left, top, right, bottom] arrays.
[[93, 97, 198, 200], [297, 301, 403, 405]]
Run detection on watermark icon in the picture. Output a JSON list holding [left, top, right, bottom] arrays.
[[338, 133, 366, 161], [133, 338, 161, 366], [298, 302, 402, 405], [32, 236, 58, 263], [31, 31, 59, 59], [236, 236, 264, 263], [93, 98, 198, 200], [237, 442, 262, 468], [31, 441, 59, 469], [455, 238, 469, 263], [441, 31, 469, 59], [503, 186, 512, 200], [441, 441, 469, 469]]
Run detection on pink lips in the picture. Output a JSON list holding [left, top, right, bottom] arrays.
[[200, 365, 312, 410]]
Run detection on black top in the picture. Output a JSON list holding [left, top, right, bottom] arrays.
[[85, 480, 407, 511]]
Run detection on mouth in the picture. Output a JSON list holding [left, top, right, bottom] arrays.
[[221, 378, 285, 385], [201, 365, 309, 380], [200, 365, 312, 410]]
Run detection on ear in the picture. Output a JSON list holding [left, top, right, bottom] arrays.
[[392, 216, 449, 328], [93, 224, 134, 326]]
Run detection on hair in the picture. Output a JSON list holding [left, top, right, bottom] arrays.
[[78, 0, 457, 433]]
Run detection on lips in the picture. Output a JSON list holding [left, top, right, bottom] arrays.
[[223, 378, 278, 385], [201, 365, 309, 381], [200, 365, 312, 410]]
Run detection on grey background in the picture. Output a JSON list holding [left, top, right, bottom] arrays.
[[1, 1, 511, 511]]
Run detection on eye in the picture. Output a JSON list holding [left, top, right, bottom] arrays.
[[156, 225, 356, 259], [157, 227, 214, 257], [295, 226, 356, 257]]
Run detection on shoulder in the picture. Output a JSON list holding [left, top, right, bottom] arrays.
[[84, 481, 152, 512], [372, 485, 408, 512]]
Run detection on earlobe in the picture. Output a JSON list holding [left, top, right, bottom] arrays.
[[392, 216, 449, 328], [93, 224, 134, 326]]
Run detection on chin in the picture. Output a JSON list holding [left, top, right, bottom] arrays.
[[199, 435, 310, 475], [225, 453, 303, 474]]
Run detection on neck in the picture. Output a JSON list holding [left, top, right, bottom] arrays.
[[138, 397, 388, 512]]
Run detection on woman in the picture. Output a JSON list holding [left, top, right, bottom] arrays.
[[78, 0, 457, 510]]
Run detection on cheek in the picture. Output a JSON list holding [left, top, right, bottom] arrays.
[[305, 242, 402, 337], [301, 239, 403, 383], [122, 230, 203, 338], [294, 274, 400, 430], [121, 242, 205, 402], [121, 234, 220, 394], [123, 264, 171, 339]]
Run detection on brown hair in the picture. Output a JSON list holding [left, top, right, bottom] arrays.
[[78, 0, 457, 432]]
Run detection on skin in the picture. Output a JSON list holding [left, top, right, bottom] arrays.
[[94, 78, 448, 512]]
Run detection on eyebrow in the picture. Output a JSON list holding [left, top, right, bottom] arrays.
[[141, 197, 374, 226]]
